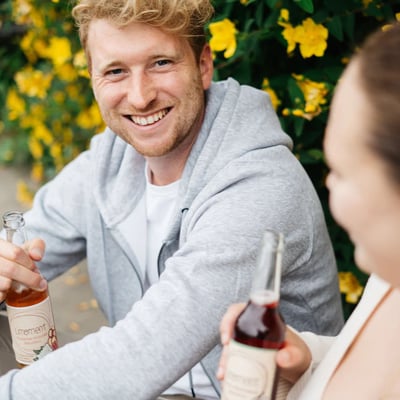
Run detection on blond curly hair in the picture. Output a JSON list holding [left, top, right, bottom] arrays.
[[72, 0, 214, 62]]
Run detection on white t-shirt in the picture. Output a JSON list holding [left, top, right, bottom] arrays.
[[117, 168, 218, 400]]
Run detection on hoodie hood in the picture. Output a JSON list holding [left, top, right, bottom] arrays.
[[181, 77, 292, 207], [90, 78, 292, 227]]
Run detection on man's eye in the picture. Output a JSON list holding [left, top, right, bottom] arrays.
[[107, 68, 123, 75], [155, 59, 170, 67]]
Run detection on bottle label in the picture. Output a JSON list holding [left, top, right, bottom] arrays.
[[6, 297, 58, 365], [222, 339, 278, 400]]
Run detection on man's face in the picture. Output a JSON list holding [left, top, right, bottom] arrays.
[[87, 19, 213, 158]]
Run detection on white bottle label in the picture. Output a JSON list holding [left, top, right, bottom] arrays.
[[6, 297, 57, 365], [222, 339, 278, 400]]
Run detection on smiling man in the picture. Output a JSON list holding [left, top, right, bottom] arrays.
[[0, 0, 344, 399]]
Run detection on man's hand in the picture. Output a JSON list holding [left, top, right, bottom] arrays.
[[0, 238, 47, 303], [217, 303, 312, 384]]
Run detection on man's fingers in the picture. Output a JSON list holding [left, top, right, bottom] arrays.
[[0, 239, 36, 271], [0, 257, 47, 291], [0, 275, 13, 302], [26, 239, 45, 261], [0, 239, 47, 291]]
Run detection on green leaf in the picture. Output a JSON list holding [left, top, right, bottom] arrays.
[[292, 0, 314, 13], [287, 78, 304, 106], [307, 148, 324, 161], [342, 13, 355, 42], [326, 15, 343, 41], [265, 0, 280, 8], [255, 2, 265, 28], [293, 117, 305, 137]]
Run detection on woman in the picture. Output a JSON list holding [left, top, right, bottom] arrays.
[[218, 21, 400, 399]]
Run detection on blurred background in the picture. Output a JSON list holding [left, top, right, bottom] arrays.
[[0, 0, 400, 322]]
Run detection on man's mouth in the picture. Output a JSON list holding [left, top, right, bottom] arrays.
[[128, 108, 170, 126]]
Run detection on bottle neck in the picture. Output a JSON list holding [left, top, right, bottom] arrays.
[[3, 211, 27, 246], [250, 230, 284, 304]]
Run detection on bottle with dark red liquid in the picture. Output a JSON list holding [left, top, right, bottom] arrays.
[[221, 230, 286, 400], [3, 211, 58, 368]]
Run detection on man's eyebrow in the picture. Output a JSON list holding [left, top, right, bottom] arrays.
[[97, 60, 124, 71]]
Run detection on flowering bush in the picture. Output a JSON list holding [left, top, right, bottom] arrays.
[[1, 0, 400, 317], [0, 0, 104, 193]]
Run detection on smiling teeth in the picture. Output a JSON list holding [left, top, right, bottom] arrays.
[[132, 109, 168, 126]]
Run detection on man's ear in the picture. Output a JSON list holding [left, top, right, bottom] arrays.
[[199, 44, 214, 90]]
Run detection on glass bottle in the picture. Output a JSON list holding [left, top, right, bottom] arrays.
[[3, 210, 58, 368], [221, 230, 286, 400]]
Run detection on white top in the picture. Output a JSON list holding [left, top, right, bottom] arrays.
[[118, 167, 218, 400], [287, 274, 391, 399]]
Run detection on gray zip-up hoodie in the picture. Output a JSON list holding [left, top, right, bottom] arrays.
[[0, 78, 343, 399]]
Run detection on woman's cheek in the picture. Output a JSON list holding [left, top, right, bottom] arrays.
[[328, 188, 347, 230]]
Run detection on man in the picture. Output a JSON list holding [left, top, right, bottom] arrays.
[[0, 0, 343, 399]]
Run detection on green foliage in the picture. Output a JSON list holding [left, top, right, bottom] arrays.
[[1, 0, 400, 317]]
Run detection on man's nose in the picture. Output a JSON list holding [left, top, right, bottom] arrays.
[[126, 72, 157, 109]]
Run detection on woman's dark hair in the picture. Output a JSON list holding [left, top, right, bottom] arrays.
[[358, 22, 400, 184]]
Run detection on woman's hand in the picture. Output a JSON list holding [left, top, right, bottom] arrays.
[[0, 238, 47, 303], [217, 303, 312, 384]]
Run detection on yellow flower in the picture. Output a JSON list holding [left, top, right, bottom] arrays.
[[382, 13, 400, 32], [15, 67, 52, 99], [44, 37, 72, 67], [55, 63, 78, 82], [16, 180, 34, 207], [50, 143, 62, 160], [281, 24, 298, 54], [292, 74, 329, 120], [295, 18, 328, 58], [20, 114, 36, 129], [73, 50, 87, 69], [279, 13, 328, 58], [278, 9, 297, 54], [28, 136, 43, 160], [12, 0, 43, 27], [280, 9, 289, 22], [32, 123, 53, 145], [31, 163, 44, 183], [33, 38, 49, 60], [338, 272, 364, 304], [77, 103, 104, 130], [6, 88, 26, 121], [209, 18, 238, 59], [362, 0, 373, 7], [240, 0, 249, 4], [73, 50, 90, 79], [20, 31, 37, 63], [261, 78, 281, 111]]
